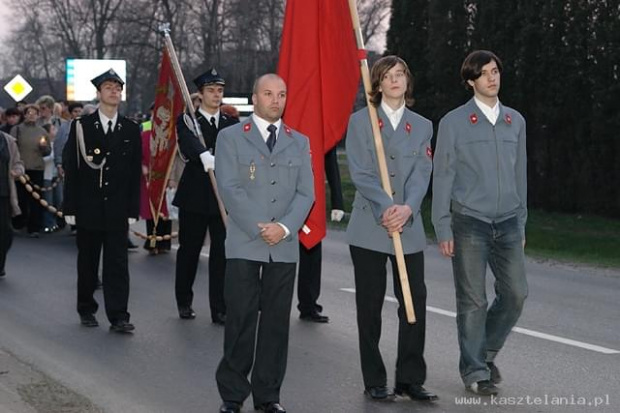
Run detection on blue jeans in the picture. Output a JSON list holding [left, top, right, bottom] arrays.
[[451, 213, 528, 386]]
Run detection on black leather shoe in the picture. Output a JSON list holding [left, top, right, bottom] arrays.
[[212, 312, 226, 325], [299, 311, 329, 323], [395, 383, 438, 401], [364, 386, 395, 401], [127, 239, 138, 249], [219, 401, 241, 413], [487, 361, 502, 384], [80, 314, 99, 327], [109, 320, 135, 333], [0, 269, 6, 278], [254, 401, 286, 412], [178, 307, 196, 319]]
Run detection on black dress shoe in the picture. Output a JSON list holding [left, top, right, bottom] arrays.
[[127, 239, 138, 249], [79, 314, 99, 327], [178, 307, 196, 319], [0, 269, 6, 278], [109, 320, 135, 333], [395, 383, 438, 401], [219, 401, 241, 413], [212, 312, 226, 325], [254, 401, 286, 412], [364, 386, 395, 401], [299, 311, 329, 323]]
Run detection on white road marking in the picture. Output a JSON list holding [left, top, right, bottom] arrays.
[[339, 288, 620, 355]]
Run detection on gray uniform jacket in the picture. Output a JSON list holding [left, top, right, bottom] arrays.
[[346, 106, 433, 255], [215, 118, 315, 263], [431, 98, 527, 242]]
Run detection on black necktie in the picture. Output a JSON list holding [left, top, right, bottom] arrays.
[[209, 116, 217, 130], [106, 120, 113, 135], [266, 124, 277, 152]]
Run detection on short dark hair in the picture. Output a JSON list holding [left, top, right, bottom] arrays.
[[369, 55, 415, 107], [461, 50, 503, 90], [68, 102, 83, 112], [5, 107, 21, 117]]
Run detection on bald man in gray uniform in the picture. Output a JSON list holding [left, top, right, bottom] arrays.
[[432, 50, 528, 396], [214, 74, 314, 413]]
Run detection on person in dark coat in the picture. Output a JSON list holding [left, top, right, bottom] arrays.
[[62, 69, 141, 333], [173, 68, 238, 323]]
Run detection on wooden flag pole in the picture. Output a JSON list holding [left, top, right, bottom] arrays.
[[346, 0, 416, 323], [158, 23, 228, 227]]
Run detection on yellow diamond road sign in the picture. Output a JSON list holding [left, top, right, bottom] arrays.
[[4, 75, 33, 102]]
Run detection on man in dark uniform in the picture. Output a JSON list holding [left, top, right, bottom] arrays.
[[173, 68, 238, 323], [63, 69, 141, 333], [296, 146, 345, 323]]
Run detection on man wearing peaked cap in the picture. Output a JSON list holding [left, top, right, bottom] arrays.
[[62, 68, 141, 334], [91, 68, 125, 89], [173, 67, 238, 324], [193, 67, 226, 89]]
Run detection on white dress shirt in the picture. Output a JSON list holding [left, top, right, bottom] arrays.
[[252, 114, 282, 143], [98, 110, 118, 133], [381, 100, 406, 130], [474, 97, 500, 125], [199, 108, 220, 128]]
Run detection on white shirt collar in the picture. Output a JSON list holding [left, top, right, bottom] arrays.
[[252, 114, 282, 142], [474, 97, 500, 125], [198, 108, 220, 128], [380, 100, 406, 130], [98, 110, 118, 133]]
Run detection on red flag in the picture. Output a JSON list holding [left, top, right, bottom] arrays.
[[278, 0, 360, 249], [148, 49, 184, 221]]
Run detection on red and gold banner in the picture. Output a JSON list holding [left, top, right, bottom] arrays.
[[148, 49, 184, 220]]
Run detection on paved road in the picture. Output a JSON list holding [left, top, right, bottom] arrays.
[[1, 227, 618, 412]]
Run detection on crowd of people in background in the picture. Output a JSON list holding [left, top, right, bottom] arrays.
[[0, 96, 175, 257]]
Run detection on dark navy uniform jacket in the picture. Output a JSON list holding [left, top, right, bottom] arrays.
[[62, 111, 141, 231], [172, 109, 238, 215]]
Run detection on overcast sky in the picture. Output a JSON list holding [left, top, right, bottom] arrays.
[[0, 1, 12, 39]]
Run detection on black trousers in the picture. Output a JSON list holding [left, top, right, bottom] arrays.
[[297, 242, 323, 315], [76, 228, 130, 323], [350, 245, 427, 388], [16, 170, 44, 234], [216, 259, 296, 405], [175, 208, 226, 316], [0, 197, 13, 272]]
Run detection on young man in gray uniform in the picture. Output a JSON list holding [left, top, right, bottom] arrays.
[[432, 50, 528, 395], [346, 55, 437, 403], [214, 74, 314, 413]]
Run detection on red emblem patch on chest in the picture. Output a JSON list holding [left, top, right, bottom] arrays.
[[426, 146, 433, 159], [405, 122, 412, 134], [243, 123, 251, 132], [470, 113, 478, 124], [284, 126, 292, 136], [378, 118, 384, 129], [505, 114, 512, 124]]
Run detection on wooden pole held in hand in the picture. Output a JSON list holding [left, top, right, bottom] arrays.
[[346, 1, 416, 323]]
